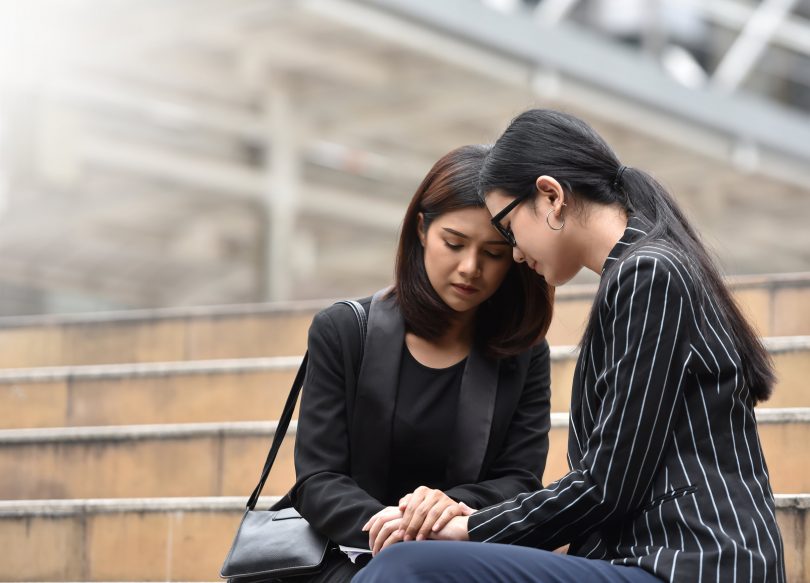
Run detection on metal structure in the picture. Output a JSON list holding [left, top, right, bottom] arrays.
[[0, 0, 808, 315]]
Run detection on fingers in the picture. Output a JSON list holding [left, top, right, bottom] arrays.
[[399, 486, 428, 539], [402, 488, 447, 541], [398, 493, 412, 511], [416, 498, 456, 540], [363, 506, 391, 532], [431, 502, 463, 533], [379, 526, 405, 554], [428, 515, 470, 542], [365, 507, 403, 549], [459, 502, 477, 516], [371, 518, 402, 556], [367, 512, 398, 550], [367, 514, 384, 549]]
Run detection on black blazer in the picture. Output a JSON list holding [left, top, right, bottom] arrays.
[[467, 216, 786, 582], [286, 290, 552, 549]]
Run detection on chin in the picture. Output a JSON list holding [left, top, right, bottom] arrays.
[[549, 268, 582, 287], [442, 295, 481, 314], [448, 300, 479, 314]]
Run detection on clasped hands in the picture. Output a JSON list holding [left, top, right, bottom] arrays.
[[361, 485, 474, 556]]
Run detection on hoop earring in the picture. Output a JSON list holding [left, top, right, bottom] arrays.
[[546, 208, 565, 231]]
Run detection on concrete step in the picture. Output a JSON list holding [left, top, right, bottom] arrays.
[[1, 273, 808, 368], [0, 495, 806, 582], [0, 423, 295, 500], [0, 357, 303, 429], [2, 337, 807, 430], [0, 496, 278, 582], [1, 410, 807, 500]]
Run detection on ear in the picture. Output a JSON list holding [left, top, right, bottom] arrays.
[[416, 212, 427, 247], [534, 175, 566, 211]]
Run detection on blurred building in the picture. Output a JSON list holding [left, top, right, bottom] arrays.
[[0, 0, 808, 316]]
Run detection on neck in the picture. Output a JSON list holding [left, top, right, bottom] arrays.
[[406, 308, 475, 368], [574, 204, 629, 275], [438, 309, 476, 347]]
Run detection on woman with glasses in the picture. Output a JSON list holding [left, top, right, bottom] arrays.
[[354, 110, 785, 582], [280, 144, 554, 582]]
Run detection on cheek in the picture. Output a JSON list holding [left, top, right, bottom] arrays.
[[423, 242, 452, 279], [483, 260, 512, 289], [511, 216, 534, 250]]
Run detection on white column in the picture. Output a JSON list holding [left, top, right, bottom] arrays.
[[262, 83, 303, 302]]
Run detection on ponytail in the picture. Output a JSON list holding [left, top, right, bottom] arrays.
[[480, 109, 774, 403], [606, 166, 774, 404]]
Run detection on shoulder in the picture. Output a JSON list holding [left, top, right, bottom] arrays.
[[603, 241, 695, 308], [498, 337, 549, 375], [526, 339, 551, 375], [530, 338, 550, 361], [309, 295, 374, 339], [613, 241, 694, 288]]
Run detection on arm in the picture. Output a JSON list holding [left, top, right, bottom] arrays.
[[443, 340, 551, 507], [467, 256, 691, 549], [290, 309, 385, 548]]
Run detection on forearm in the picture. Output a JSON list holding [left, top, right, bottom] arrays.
[[293, 472, 385, 548], [444, 471, 542, 509]]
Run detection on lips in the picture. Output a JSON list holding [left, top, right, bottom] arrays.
[[452, 283, 479, 295]]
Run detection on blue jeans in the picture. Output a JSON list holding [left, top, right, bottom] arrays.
[[352, 541, 663, 583]]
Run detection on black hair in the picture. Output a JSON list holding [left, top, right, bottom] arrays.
[[479, 109, 774, 403], [393, 144, 553, 359]]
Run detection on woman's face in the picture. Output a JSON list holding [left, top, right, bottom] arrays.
[[419, 207, 513, 313], [485, 187, 582, 286]]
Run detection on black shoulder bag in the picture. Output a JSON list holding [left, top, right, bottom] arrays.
[[220, 300, 368, 582]]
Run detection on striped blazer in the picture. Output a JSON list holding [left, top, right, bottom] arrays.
[[467, 216, 786, 582]]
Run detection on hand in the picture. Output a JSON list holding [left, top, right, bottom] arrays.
[[368, 516, 405, 556], [429, 514, 471, 541], [398, 486, 470, 542], [362, 506, 403, 555]]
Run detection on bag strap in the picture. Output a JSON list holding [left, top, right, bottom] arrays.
[[246, 300, 368, 510]]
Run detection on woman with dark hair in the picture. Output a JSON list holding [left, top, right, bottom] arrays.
[[355, 110, 785, 582], [281, 144, 554, 582]]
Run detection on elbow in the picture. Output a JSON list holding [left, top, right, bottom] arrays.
[[580, 470, 638, 526]]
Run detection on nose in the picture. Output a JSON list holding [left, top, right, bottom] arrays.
[[512, 247, 526, 263], [458, 250, 482, 278]]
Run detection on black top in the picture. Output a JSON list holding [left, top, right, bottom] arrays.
[[287, 291, 552, 549], [386, 346, 466, 502], [468, 216, 785, 583]]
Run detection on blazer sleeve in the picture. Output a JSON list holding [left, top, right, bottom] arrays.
[[467, 255, 691, 549], [444, 340, 551, 508], [289, 309, 385, 549]]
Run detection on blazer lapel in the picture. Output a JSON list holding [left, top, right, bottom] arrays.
[[350, 289, 403, 501], [446, 344, 499, 485]]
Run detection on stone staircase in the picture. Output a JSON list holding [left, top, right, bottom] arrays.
[[1, 274, 808, 582]]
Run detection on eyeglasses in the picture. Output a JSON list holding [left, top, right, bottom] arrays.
[[490, 194, 530, 247]]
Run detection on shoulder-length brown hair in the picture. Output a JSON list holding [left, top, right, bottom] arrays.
[[391, 144, 553, 359]]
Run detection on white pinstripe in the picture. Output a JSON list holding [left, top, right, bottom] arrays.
[[467, 220, 784, 581]]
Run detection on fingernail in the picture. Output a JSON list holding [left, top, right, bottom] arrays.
[[432, 525, 439, 532], [416, 534, 424, 541]]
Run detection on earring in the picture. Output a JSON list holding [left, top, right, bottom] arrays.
[[546, 204, 566, 231]]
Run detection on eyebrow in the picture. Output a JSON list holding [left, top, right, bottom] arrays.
[[442, 227, 510, 246]]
